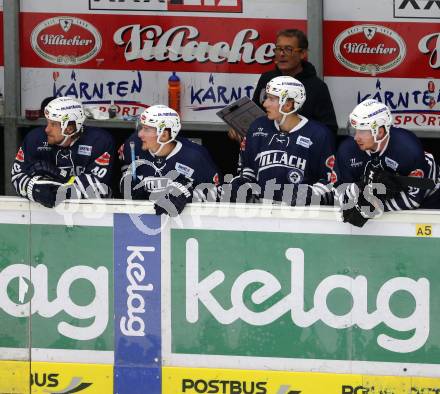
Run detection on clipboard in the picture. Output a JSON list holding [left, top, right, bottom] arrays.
[[216, 96, 266, 137]]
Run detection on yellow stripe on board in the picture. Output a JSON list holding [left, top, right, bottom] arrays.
[[163, 366, 440, 394]]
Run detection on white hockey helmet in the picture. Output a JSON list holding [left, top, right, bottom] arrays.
[[137, 105, 181, 154], [349, 99, 392, 141], [44, 97, 85, 138], [266, 75, 306, 115]]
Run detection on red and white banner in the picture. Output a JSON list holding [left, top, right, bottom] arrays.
[[324, 21, 439, 78], [21, 13, 302, 74], [323, 0, 440, 133], [19, 1, 307, 122]]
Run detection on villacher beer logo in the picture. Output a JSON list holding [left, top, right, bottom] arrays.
[[30, 16, 102, 65], [333, 24, 406, 75]]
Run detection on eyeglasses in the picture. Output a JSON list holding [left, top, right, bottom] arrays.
[[274, 46, 303, 56]]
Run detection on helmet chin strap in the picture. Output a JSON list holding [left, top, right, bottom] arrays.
[[56, 123, 81, 147], [277, 100, 296, 127], [370, 133, 389, 154], [150, 130, 175, 156]]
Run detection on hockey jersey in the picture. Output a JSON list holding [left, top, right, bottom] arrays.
[[119, 133, 220, 201], [241, 115, 335, 203], [333, 126, 440, 211], [11, 126, 115, 199]]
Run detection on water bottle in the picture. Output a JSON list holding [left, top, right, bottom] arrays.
[[168, 71, 181, 113]]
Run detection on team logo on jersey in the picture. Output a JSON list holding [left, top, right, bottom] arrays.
[[296, 135, 313, 149], [15, 147, 24, 162], [409, 169, 424, 178], [175, 162, 194, 178], [213, 173, 220, 186], [325, 155, 335, 170], [78, 144, 92, 156], [95, 152, 111, 166], [287, 168, 304, 184], [333, 24, 406, 74], [329, 171, 338, 184], [385, 156, 399, 171]]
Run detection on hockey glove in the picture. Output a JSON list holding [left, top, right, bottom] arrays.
[[154, 175, 193, 217], [27, 160, 71, 183], [363, 160, 403, 201], [229, 176, 258, 203], [27, 176, 62, 208], [341, 183, 383, 228], [131, 179, 150, 200]]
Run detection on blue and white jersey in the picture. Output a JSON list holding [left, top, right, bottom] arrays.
[[11, 126, 114, 199], [119, 133, 220, 201], [333, 126, 440, 211], [240, 115, 335, 203]]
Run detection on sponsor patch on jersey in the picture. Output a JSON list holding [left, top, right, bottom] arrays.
[[254, 130, 268, 137], [175, 162, 194, 178], [287, 168, 304, 184], [409, 169, 424, 178], [15, 147, 24, 162], [78, 144, 92, 156], [384, 156, 398, 171], [296, 135, 313, 149], [95, 152, 111, 166]]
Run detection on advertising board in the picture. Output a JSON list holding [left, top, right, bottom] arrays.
[[163, 366, 440, 394], [165, 214, 440, 377], [323, 0, 440, 132], [19, 0, 307, 122]]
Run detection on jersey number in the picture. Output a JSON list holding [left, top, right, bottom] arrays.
[[91, 166, 107, 178]]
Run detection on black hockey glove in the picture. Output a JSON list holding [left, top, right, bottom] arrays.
[[341, 183, 383, 228], [154, 174, 193, 217], [229, 176, 258, 203], [27, 176, 62, 208], [131, 179, 150, 200], [363, 160, 403, 201], [27, 160, 70, 183]]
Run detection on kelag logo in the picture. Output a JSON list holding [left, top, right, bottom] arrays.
[[170, 229, 440, 364], [394, 0, 440, 18], [114, 214, 162, 394], [30, 16, 102, 65], [0, 263, 109, 340], [333, 25, 406, 75]]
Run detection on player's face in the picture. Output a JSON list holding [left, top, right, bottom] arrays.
[[274, 35, 306, 75], [353, 128, 376, 151], [138, 124, 160, 151], [263, 93, 285, 121], [45, 119, 64, 145]]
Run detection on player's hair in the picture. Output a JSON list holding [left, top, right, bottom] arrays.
[[276, 29, 308, 50]]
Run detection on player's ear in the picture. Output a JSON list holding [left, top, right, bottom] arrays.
[[65, 122, 77, 135], [378, 126, 386, 139], [286, 99, 295, 112]]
